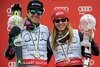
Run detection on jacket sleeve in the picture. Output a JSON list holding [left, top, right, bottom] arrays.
[[47, 36, 53, 63], [4, 38, 15, 60], [4, 45, 15, 60], [4, 26, 21, 60], [78, 31, 99, 56], [90, 39, 99, 56]]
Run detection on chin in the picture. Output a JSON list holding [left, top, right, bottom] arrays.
[[58, 29, 65, 32]]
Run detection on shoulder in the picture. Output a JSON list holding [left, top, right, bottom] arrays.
[[40, 24, 50, 33], [21, 29, 29, 36], [73, 29, 80, 38], [73, 29, 78, 31], [40, 24, 49, 29], [21, 29, 28, 33], [73, 29, 83, 41], [73, 29, 79, 34]]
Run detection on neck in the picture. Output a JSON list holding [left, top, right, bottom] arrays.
[[27, 18, 40, 27], [58, 32, 63, 38]]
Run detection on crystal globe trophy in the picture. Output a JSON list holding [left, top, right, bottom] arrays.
[[7, 15, 24, 31], [79, 14, 96, 67]]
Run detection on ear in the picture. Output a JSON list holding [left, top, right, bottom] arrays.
[[27, 10, 30, 13], [43, 8, 45, 12], [7, 27, 11, 31]]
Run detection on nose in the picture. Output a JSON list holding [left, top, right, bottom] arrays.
[[59, 21, 63, 24], [33, 12, 38, 16]]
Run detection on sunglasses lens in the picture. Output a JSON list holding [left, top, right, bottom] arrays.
[[54, 18, 67, 23], [37, 10, 43, 15], [54, 19, 60, 23], [61, 18, 67, 22], [30, 10, 43, 15], [30, 10, 36, 14]]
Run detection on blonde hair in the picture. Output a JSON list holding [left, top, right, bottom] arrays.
[[51, 20, 73, 51]]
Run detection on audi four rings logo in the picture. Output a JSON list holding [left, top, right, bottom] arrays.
[[54, 6, 69, 12], [8, 62, 16, 67], [78, 6, 92, 12]]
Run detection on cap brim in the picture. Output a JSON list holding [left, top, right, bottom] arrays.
[[27, 7, 44, 11]]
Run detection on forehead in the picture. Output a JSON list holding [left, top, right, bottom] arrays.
[[54, 17, 66, 20]]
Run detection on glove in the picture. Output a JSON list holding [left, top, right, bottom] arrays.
[[9, 26, 21, 38], [4, 45, 15, 60], [9, 26, 24, 46], [14, 33, 24, 46]]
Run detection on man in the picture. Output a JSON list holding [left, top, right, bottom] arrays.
[[4, 0, 52, 67]]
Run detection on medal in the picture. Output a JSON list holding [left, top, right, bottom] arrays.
[[64, 58, 70, 66], [29, 28, 41, 59], [60, 44, 70, 66], [31, 51, 41, 59]]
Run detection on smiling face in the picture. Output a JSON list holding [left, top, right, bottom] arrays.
[[27, 9, 43, 25], [54, 17, 68, 32]]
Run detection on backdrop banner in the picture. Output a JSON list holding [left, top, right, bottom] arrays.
[[0, 0, 100, 67]]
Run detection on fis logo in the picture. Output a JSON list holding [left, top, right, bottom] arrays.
[[78, 6, 92, 14]]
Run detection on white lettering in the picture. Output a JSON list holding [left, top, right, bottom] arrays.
[[55, 11, 64, 16], [32, 3, 41, 6]]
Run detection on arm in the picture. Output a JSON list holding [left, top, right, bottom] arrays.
[[47, 32, 53, 63], [47, 44, 53, 63], [90, 39, 99, 56], [4, 26, 21, 60], [4, 38, 15, 60]]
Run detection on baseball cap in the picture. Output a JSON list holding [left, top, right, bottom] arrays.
[[27, 0, 44, 11], [51, 8, 69, 21]]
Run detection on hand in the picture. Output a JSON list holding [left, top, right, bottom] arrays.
[[84, 29, 93, 42], [14, 34, 24, 46], [9, 26, 24, 46], [9, 26, 21, 38], [4, 46, 15, 60]]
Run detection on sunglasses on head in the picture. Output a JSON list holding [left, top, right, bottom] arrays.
[[54, 18, 67, 23], [30, 9, 43, 15]]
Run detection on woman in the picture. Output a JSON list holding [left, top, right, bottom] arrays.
[[49, 8, 99, 67]]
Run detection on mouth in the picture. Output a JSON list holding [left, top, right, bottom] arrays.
[[58, 25, 64, 28], [31, 14, 39, 18]]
